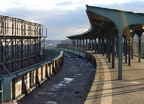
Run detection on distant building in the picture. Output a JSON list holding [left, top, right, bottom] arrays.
[[57, 39, 71, 48]]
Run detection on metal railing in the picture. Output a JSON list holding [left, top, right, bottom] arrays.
[[0, 49, 64, 103], [0, 78, 3, 102]]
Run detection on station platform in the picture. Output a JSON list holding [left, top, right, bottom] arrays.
[[85, 51, 144, 104]]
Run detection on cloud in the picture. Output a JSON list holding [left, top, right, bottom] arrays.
[[56, 1, 73, 6], [0, 5, 89, 40], [40, 8, 90, 40], [85, 0, 144, 5], [0, 0, 144, 11], [0, 0, 83, 11], [98, 1, 144, 13], [47, 26, 89, 40], [0, 0, 144, 40]]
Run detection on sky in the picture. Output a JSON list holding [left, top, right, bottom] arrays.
[[0, 0, 144, 40]]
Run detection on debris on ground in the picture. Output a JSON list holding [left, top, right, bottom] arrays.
[[91, 68, 96, 72], [18, 57, 95, 104]]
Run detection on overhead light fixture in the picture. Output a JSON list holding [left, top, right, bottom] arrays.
[[130, 30, 133, 32]]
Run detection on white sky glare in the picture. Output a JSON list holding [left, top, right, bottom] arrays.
[[0, 0, 144, 39]]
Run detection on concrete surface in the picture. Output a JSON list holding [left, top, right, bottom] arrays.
[[85, 51, 144, 104]]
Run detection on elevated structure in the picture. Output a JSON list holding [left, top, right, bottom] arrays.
[[0, 15, 47, 76], [0, 15, 48, 102], [67, 5, 144, 80], [0, 15, 63, 103]]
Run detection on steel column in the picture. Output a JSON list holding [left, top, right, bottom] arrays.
[[118, 31, 123, 80], [138, 36, 141, 62], [112, 34, 115, 68], [128, 34, 131, 66]]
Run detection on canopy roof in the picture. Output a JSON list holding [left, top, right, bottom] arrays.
[[67, 5, 144, 39]]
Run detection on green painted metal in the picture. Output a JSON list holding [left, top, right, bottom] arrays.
[[125, 38, 128, 63], [102, 37, 105, 56], [128, 35, 131, 66], [0, 78, 3, 102], [94, 38, 96, 53], [86, 5, 144, 31], [106, 36, 108, 58], [86, 5, 144, 80], [98, 37, 101, 53], [118, 29, 123, 80], [2, 50, 63, 102], [3, 76, 16, 102], [108, 36, 111, 62], [112, 34, 115, 68], [67, 5, 144, 80], [131, 37, 134, 59], [86, 39, 88, 49], [138, 37, 141, 62]]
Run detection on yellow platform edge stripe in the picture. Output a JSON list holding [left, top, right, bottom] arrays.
[[84, 54, 100, 104]]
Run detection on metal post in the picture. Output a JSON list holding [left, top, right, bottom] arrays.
[[91, 39, 93, 50], [88, 39, 90, 50], [106, 36, 108, 58], [124, 37, 126, 56], [131, 37, 134, 59], [92, 39, 93, 50], [86, 39, 87, 50], [76, 39, 78, 48], [128, 34, 131, 66], [116, 37, 119, 58], [118, 31, 123, 80], [89, 39, 91, 50], [94, 38, 96, 53], [108, 35, 111, 62], [83, 39, 84, 49], [138, 36, 141, 62], [102, 37, 105, 56], [79, 39, 81, 49], [125, 38, 127, 63], [21, 39, 23, 68], [112, 34, 115, 68], [98, 37, 100, 53]]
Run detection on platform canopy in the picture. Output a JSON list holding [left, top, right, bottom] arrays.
[[67, 5, 144, 79], [67, 5, 144, 39]]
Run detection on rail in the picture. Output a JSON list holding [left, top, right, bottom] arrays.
[[1, 50, 64, 103], [0, 78, 3, 103]]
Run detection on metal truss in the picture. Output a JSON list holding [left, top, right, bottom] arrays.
[[0, 15, 47, 102]]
